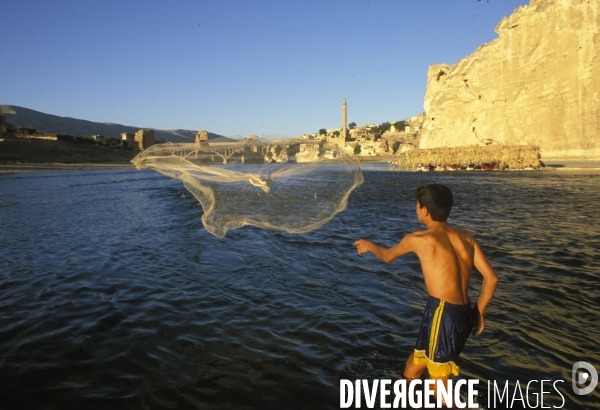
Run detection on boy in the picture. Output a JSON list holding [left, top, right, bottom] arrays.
[[354, 184, 498, 387]]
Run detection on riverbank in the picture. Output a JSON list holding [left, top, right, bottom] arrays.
[[0, 136, 137, 166], [0, 162, 135, 174], [542, 159, 600, 169], [2, 158, 599, 175]]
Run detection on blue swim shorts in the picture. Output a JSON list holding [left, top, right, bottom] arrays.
[[413, 296, 475, 377]]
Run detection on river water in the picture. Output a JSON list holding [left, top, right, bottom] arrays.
[[1, 166, 599, 409]]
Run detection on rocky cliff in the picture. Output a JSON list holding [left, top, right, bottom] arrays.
[[419, 0, 599, 159]]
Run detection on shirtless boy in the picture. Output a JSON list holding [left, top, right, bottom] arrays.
[[354, 184, 498, 387]]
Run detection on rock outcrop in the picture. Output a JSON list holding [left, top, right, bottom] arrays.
[[398, 145, 541, 170], [419, 0, 599, 159]]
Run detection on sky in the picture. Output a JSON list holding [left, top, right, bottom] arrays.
[[1, 0, 529, 138]]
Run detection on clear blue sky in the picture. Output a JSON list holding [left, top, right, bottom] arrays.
[[2, 0, 528, 138]]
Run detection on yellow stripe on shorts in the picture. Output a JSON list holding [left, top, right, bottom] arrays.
[[428, 300, 445, 360]]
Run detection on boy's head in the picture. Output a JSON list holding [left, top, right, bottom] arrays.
[[416, 184, 453, 222]]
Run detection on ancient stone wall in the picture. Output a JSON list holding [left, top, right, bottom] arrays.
[[0, 115, 18, 136], [419, 0, 599, 160], [398, 145, 541, 170], [134, 129, 155, 150], [195, 130, 208, 145]]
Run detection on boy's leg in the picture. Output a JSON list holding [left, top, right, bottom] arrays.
[[431, 375, 452, 408], [403, 352, 427, 379], [404, 356, 453, 408]]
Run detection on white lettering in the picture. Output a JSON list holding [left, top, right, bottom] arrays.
[[468, 379, 479, 408], [526, 380, 539, 408], [363, 379, 378, 408], [344, 377, 543, 409], [553, 380, 565, 409], [540, 380, 551, 409], [454, 379, 466, 409], [423, 379, 436, 408], [494, 380, 509, 407], [340, 380, 353, 408], [437, 380, 453, 408], [409, 379, 422, 408], [379, 379, 391, 408], [511, 380, 526, 408], [392, 380, 406, 408]]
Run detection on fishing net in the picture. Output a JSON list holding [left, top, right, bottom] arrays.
[[131, 140, 363, 237]]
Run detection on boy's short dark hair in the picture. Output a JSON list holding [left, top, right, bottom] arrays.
[[416, 184, 453, 222]]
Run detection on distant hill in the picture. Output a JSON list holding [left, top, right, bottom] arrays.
[[0, 105, 237, 143], [262, 134, 291, 141]]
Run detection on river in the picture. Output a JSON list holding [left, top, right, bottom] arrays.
[[1, 166, 599, 409]]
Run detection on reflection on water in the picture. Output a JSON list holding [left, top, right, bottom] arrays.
[[0, 168, 599, 409]]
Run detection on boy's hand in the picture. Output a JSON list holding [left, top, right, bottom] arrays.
[[354, 239, 371, 254], [473, 306, 485, 336]]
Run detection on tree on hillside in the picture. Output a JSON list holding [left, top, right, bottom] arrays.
[[394, 121, 407, 132], [380, 122, 391, 133], [318, 140, 326, 157], [349, 122, 356, 129], [319, 129, 327, 135], [354, 144, 361, 155], [392, 141, 401, 154]]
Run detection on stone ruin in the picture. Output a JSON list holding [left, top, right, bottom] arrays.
[[0, 115, 18, 137], [195, 130, 209, 145], [121, 133, 135, 147], [134, 129, 155, 150], [121, 130, 155, 150]]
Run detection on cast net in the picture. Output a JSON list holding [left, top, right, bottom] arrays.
[[131, 140, 363, 237]]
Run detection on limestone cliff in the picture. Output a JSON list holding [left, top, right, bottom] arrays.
[[419, 0, 599, 159]]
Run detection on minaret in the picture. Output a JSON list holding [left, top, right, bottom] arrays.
[[342, 99, 347, 139]]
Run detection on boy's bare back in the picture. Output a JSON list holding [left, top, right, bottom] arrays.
[[405, 223, 475, 305], [354, 184, 498, 336]]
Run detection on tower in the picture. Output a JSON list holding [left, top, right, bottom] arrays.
[[195, 130, 209, 145], [342, 99, 347, 138]]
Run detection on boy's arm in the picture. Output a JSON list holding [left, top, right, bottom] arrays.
[[354, 234, 416, 263], [473, 240, 499, 336]]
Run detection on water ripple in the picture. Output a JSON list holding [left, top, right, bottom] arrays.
[[1, 168, 599, 409]]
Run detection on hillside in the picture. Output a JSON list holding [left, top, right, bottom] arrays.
[[0, 105, 231, 143], [0, 137, 138, 164]]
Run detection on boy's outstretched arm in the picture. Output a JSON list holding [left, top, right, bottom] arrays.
[[354, 235, 416, 263], [473, 240, 499, 336]]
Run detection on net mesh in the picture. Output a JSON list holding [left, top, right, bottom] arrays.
[[131, 140, 363, 237]]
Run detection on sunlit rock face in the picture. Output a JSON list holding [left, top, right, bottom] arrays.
[[419, 0, 600, 159]]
